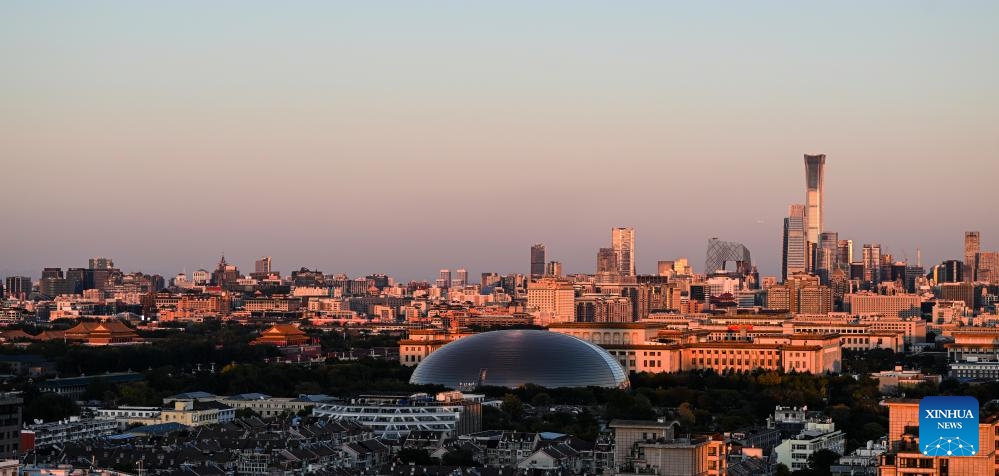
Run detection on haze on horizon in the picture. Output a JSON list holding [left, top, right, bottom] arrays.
[[2, 1, 998, 281]]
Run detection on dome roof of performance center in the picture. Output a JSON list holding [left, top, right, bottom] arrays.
[[409, 329, 629, 389]]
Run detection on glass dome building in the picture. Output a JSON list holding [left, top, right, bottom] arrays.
[[409, 329, 629, 389]]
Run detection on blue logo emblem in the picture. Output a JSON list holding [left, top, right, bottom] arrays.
[[919, 396, 979, 457]]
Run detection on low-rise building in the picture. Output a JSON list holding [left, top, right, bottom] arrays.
[[313, 391, 482, 440], [159, 399, 235, 427], [19, 417, 119, 450], [609, 419, 726, 476], [774, 419, 846, 472]]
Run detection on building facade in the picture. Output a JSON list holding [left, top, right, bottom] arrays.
[[612, 227, 636, 276]]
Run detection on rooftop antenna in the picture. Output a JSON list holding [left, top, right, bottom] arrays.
[[917, 248, 922, 267]]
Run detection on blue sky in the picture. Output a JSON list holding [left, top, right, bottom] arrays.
[[2, 2, 997, 280]]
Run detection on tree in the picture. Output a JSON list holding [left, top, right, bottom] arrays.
[[23, 393, 80, 423], [806, 449, 841, 476], [397, 448, 434, 465], [775, 463, 792, 476], [530, 392, 552, 409], [677, 402, 696, 427], [501, 393, 524, 420], [441, 448, 479, 467]]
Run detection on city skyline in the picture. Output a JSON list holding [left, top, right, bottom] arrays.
[[3, 2, 998, 280], [4, 222, 997, 284]]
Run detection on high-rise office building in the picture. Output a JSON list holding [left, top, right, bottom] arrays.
[[597, 248, 618, 274], [530, 244, 546, 278], [804, 154, 826, 269], [255, 256, 272, 275], [657, 261, 675, 276], [816, 231, 839, 283], [455, 269, 468, 287], [964, 231, 980, 281], [545, 261, 562, 277], [436, 269, 451, 289], [4, 276, 31, 299], [782, 204, 807, 281], [611, 227, 636, 276], [977, 251, 999, 284], [932, 260, 963, 284], [89, 257, 115, 270], [836, 239, 853, 266], [862, 244, 881, 285]]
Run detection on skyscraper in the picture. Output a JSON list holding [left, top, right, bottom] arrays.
[[611, 227, 636, 276], [597, 248, 619, 274], [976, 252, 998, 284], [862, 243, 881, 285], [436, 269, 451, 289], [455, 268, 468, 287], [545, 261, 563, 277], [4, 276, 31, 299], [816, 231, 839, 283], [255, 256, 272, 275], [804, 154, 826, 269], [836, 239, 853, 266], [89, 257, 114, 270], [782, 204, 807, 281], [657, 261, 675, 276], [964, 231, 980, 282], [530, 244, 546, 278]]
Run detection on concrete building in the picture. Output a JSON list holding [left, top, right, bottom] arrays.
[[549, 323, 842, 375], [159, 399, 236, 427], [937, 282, 975, 308], [609, 419, 726, 476], [978, 251, 999, 284], [878, 400, 999, 476], [574, 294, 632, 323], [965, 231, 980, 281], [526, 277, 575, 324], [254, 256, 272, 275], [0, 394, 21, 458], [20, 417, 119, 450], [775, 418, 845, 472], [844, 292, 921, 318]]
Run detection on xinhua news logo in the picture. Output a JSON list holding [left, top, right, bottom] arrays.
[[919, 396, 979, 457]]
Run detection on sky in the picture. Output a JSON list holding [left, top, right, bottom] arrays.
[[2, 1, 998, 281]]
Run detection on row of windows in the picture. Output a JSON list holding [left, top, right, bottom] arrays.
[[692, 349, 778, 356], [693, 358, 776, 367]]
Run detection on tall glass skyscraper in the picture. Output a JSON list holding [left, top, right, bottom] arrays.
[[817, 231, 839, 283], [611, 227, 636, 276], [804, 154, 826, 270], [530, 243, 546, 278], [782, 204, 807, 281]]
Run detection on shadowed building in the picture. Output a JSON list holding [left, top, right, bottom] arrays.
[[530, 244, 546, 278]]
